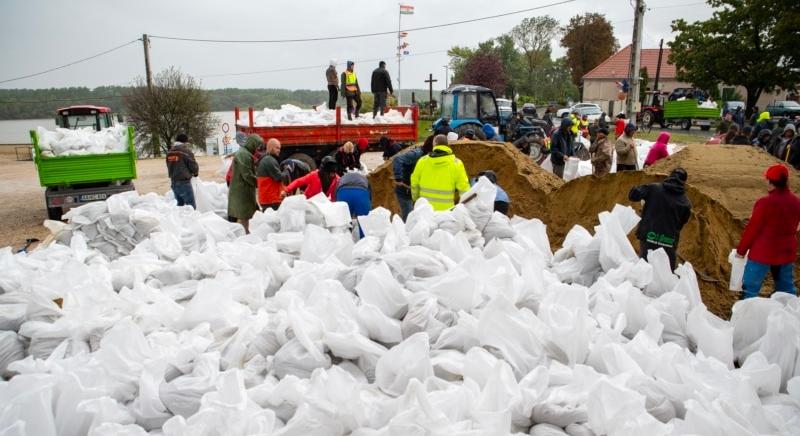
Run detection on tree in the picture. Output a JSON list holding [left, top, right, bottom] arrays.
[[560, 13, 618, 87], [124, 67, 216, 156], [456, 52, 507, 95], [669, 0, 800, 116], [511, 16, 559, 95]]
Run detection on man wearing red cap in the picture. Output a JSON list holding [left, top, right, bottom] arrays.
[[736, 164, 800, 299]]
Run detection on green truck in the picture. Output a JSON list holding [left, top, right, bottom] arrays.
[[30, 105, 137, 220], [639, 93, 721, 131]]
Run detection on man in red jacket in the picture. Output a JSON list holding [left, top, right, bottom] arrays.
[[736, 164, 800, 299]]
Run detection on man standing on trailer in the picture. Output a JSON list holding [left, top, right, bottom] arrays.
[[326, 59, 338, 110], [371, 61, 394, 118], [341, 61, 362, 120]]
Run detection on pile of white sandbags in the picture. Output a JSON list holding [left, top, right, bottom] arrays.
[[239, 104, 413, 127], [36, 125, 129, 157], [0, 178, 798, 436]]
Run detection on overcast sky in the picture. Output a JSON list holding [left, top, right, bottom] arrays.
[[0, 0, 714, 91]]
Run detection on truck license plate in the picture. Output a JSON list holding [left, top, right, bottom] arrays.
[[79, 193, 107, 202]]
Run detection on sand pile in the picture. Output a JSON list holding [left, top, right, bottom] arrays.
[[645, 144, 800, 220], [368, 140, 563, 217], [369, 142, 797, 318]]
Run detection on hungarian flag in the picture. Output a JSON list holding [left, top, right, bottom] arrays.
[[400, 4, 414, 14]]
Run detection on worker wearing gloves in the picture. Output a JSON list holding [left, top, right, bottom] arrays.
[[550, 117, 575, 178], [615, 123, 638, 172], [255, 138, 288, 211], [393, 135, 434, 220], [334, 141, 361, 175], [166, 133, 199, 209], [285, 156, 340, 200], [228, 135, 262, 232], [629, 168, 692, 270], [410, 134, 470, 211], [340, 61, 362, 120], [370, 61, 394, 118], [736, 164, 800, 299]]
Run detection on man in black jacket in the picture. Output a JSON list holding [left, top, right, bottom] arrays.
[[550, 117, 575, 178], [166, 133, 199, 209], [629, 168, 692, 270], [370, 61, 394, 118]]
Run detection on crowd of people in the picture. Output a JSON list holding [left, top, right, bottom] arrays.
[[714, 109, 800, 168]]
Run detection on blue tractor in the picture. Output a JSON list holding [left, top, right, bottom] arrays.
[[432, 84, 549, 144]]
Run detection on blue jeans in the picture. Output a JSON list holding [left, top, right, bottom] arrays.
[[395, 187, 413, 221], [336, 186, 371, 237], [171, 180, 196, 209], [741, 260, 796, 299]]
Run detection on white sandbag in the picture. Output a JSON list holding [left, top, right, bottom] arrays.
[[0, 331, 26, 377], [686, 304, 734, 368], [563, 157, 580, 181], [272, 338, 331, 379], [728, 249, 746, 292], [374, 332, 433, 396], [530, 423, 569, 435], [478, 296, 545, 377], [354, 261, 409, 319]]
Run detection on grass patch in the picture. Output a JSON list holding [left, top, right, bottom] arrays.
[[637, 129, 711, 145], [417, 119, 433, 142]]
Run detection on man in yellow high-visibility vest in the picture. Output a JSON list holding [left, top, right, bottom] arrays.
[[340, 61, 362, 120], [410, 134, 471, 211]]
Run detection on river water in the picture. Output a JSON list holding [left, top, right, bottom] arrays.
[[0, 111, 238, 149]]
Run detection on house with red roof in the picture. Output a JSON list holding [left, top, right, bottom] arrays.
[[582, 45, 792, 114]]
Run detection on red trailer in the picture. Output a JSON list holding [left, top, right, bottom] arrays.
[[235, 106, 419, 168]]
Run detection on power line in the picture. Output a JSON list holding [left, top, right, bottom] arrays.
[[0, 40, 140, 85], [150, 0, 577, 44], [198, 49, 449, 79]]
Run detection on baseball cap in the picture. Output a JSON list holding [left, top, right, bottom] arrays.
[[765, 164, 789, 184]]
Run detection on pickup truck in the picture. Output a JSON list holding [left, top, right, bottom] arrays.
[[765, 101, 800, 118], [30, 107, 136, 220]]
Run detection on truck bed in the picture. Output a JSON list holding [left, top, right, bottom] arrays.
[[235, 106, 419, 146], [31, 126, 137, 187], [664, 100, 720, 119]]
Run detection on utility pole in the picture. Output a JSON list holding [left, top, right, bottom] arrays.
[[653, 38, 664, 105], [626, 0, 645, 119], [142, 34, 153, 90], [424, 73, 437, 115], [443, 65, 449, 89]]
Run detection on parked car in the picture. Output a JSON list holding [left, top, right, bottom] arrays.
[[557, 103, 609, 122], [722, 101, 745, 115], [496, 98, 512, 122], [556, 103, 599, 118], [766, 101, 800, 118]]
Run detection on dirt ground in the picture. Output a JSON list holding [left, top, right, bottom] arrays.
[[0, 150, 384, 251]]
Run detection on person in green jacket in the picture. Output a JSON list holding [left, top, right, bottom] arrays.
[[227, 134, 262, 232]]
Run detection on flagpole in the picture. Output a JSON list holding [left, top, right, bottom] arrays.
[[397, 3, 402, 105]]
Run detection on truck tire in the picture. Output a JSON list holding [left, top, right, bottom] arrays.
[[47, 206, 63, 221], [288, 153, 317, 170], [700, 125, 711, 131], [641, 110, 655, 127], [454, 124, 486, 141], [682, 119, 692, 130]]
